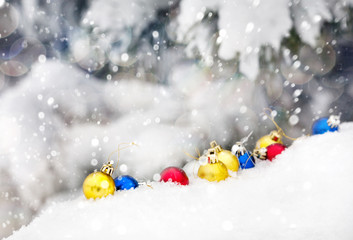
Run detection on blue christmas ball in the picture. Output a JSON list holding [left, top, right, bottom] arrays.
[[238, 152, 255, 169], [312, 117, 339, 135], [114, 175, 139, 191]]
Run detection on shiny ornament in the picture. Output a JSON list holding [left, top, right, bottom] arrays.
[[266, 143, 287, 161], [238, 152, 255, 169], [82, 161, 116, 199], [254, 143, 287, 161], [197, 146, 229, 182], [255, 130, 283, 149], [160, 167, 189, 185], [114, 175, 139, 191], [197, 162, 229, 181], [312, 115, 340, 135], [232, 141, 255, 169], [183, 160, 200, 177], [210, 141, 239, 172]]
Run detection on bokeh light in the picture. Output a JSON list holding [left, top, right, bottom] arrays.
[[0, 37, 46, 77], [9, 37, 46, 65], [0, 3, 19, 39], [0, 60, 28, 77], [72, 34, 107, 72], [299, 44, 336, 76], [257, 69, 283, 102], [280, 61, 314, 85]]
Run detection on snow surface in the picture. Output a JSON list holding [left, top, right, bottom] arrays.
[[6, 122, 353, 240], [2, 1, 353, 239], [0, 60, 260, 235]]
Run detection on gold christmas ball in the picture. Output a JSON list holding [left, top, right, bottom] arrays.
[[217, 150, 240, 172], [82, 171, 115, 199], [197, 162, 229, 182], [255, 132, 283, 149]]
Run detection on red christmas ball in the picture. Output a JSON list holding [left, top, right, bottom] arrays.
[[160, 167, 189, 185], [266, 143, 287, 161]]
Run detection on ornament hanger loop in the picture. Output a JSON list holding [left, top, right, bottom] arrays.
[[184, 147, 201, 160], [184, 147, 202, 178], [107, 142, 138, 173], [138, 181, 154, 189], [263, 108, 297, 141], [241, 131, 253, 144]]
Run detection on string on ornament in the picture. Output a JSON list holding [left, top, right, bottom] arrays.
[[184, 147, 201, 178], [242, 150, 256, 167], [241, 131, 253, 144], [263, 108, 298, 141], [240, 131, 255, 167], [107, 142, 138, 172], [108, 142, 154, 189], [138, 181, 153, 189]]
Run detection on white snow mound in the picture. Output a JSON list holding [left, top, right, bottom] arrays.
[[6, 123, 353, 240]]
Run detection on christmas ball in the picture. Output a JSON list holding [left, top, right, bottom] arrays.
[[255, 130, 283, 149], [197, 162, 229, 182], [312, 116, 339, 135], [183, 160, 200, 177], [114, 175, 139, 191], [217, 150, 240, 172], [266, 143, 287, 161], [238, 152, 255, 169], [82, 171, 115, 199], [160, 167, 189, 185]]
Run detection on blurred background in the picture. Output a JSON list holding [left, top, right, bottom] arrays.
[[1, 0, 353, 238]]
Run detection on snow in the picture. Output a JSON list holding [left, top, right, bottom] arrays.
[[82, 0, 170, 45], [2, 1, 353, 238], [6, 123, 353, 240], [16, 0, 353, 80], [174, 0, 353, 79], [175, 0, 291, 79], [72, 0, 173, 70], [0, 60, 259, 234], [291, 0, 332, 47]]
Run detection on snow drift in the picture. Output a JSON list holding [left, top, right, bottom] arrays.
[[6, 123, 353, 240]]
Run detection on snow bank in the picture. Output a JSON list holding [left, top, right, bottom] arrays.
[[6, 123, 353, 240], [0, 60, 259, 235]]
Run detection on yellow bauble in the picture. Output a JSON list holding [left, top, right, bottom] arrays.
[[255, 134, 283, 149], [197, 162, 229, 182], [82, 172, 115, 199], [217, 150, 240, 172]]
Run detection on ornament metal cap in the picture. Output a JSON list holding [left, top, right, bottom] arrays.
[[100, 161, 114, 176], [270, 130, 281, 141], [207, 147, 219, 164], [254, 148, 267, 160], [232, 141, 246, 156], [327, 114, 340, 128], [210, 140, 222, 152]]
